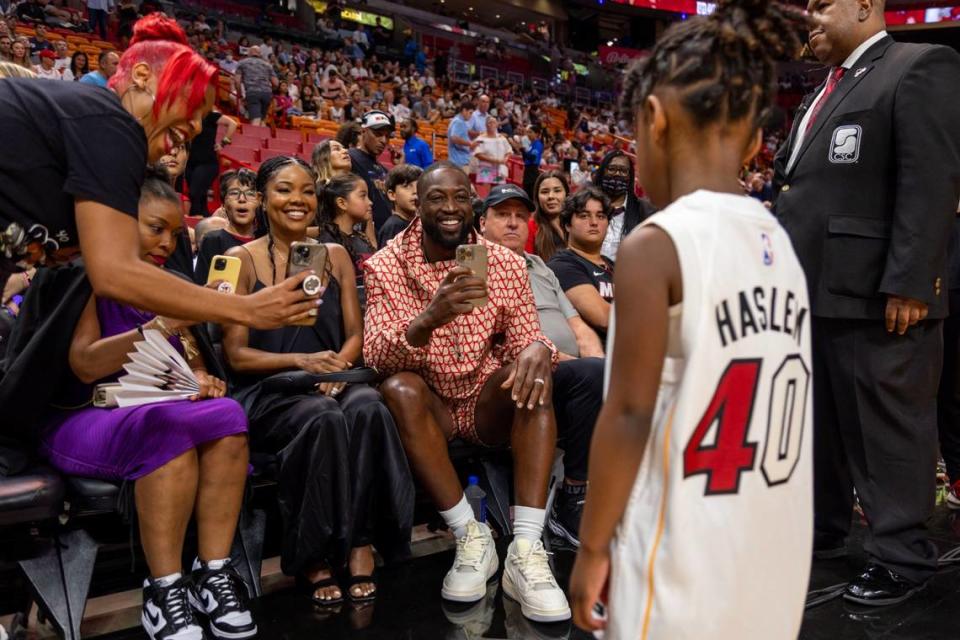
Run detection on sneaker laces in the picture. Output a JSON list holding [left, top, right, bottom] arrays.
[[202, 568, 244, 612], [513, 540, 558, 590], [163, 582, 196, 628], [454, 525, 489, 573]]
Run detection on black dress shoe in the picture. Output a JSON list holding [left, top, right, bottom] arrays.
[[812, 533, 847, 560], [843, 563, 927, 606]]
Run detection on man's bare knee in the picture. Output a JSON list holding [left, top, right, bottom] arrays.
[[380, 372, 430, 409]]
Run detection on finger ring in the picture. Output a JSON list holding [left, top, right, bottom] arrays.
[[533, 378, 545, 385]]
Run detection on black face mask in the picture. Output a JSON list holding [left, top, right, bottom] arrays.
[[601, 176, 630, 198]]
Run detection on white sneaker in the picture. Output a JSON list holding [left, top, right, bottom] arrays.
[[441, 520, 499, 602], [501, 538, 571, 623], [188, 559, 257, 639], [142, 577, 205, 640]]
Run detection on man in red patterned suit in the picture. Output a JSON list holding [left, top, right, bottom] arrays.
[[364, 164, 571, 624]]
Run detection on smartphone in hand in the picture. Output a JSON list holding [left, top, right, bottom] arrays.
[[456, 244, 488, 308], [207, 255, 241, 294], [287, 241, 328, 326]]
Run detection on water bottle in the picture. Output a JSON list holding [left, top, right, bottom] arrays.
[[464, 475, 487, 524]]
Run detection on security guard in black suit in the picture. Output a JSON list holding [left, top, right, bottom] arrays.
[[773, 0, 960, 605]]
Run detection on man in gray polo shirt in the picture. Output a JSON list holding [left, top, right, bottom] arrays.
[[479, 183, 604, 547]]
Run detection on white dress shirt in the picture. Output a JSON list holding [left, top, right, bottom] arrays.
[[786, 30, 888, 173]]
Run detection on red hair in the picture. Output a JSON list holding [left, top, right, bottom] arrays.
[[110, 14, 217, 119]]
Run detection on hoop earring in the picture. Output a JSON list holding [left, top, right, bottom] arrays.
[[120, 84, 156, 123]]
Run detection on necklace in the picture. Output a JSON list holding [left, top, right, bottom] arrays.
[[268, 234, 288, 286]]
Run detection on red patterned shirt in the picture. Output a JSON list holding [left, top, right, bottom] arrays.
[[363, 218, 557, 407]]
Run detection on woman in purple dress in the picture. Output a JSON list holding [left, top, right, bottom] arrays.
[[39, 172, 257, 640]]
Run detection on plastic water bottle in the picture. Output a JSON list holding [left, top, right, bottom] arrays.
[[464, 476, 487, 524]]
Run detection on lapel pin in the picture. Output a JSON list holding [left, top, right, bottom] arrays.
[[854, 67, 867, 78]]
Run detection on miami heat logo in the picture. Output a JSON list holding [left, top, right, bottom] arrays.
[[829, 125, 862, 164]]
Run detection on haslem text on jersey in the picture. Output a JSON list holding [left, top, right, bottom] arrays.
[[715, 286, 808, 348]]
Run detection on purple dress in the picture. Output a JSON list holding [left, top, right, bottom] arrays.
[[39, 298, 248, 481]]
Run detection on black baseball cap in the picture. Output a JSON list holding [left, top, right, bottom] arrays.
[[482, 183, 535, 212]]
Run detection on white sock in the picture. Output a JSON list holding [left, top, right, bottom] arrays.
[[193, 557, 230, 571], [440, 495, 476, 539], [513, 506, 546, 544], [145, 572, 182, 588]]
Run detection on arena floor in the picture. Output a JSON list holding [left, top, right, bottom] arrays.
[[93, 507, 960, 640]]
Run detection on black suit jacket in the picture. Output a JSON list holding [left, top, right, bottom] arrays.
[[773, 36, 960, 320]]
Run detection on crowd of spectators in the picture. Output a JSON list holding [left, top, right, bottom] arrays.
[[0, 4, 812, 638]]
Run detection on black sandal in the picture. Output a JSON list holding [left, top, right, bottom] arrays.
[[297, 574, 345, 607], [345, 574, 377, 603]]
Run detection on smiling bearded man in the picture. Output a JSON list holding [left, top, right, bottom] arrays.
[[362, 163, 572, 624]]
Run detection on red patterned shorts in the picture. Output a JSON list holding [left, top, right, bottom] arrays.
[[446, 393, 486, 446]]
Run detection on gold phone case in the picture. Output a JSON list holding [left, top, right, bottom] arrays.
[[456, 244, 488, 308]]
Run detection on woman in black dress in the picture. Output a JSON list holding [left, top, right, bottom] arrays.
[[222, 156, 413, 607]]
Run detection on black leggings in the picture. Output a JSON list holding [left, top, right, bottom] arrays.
[[185, 163, 220, 217]]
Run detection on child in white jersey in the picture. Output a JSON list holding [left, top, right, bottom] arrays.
[[570, 2, 813, 639]]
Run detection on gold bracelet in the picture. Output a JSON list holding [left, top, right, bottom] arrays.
[[178, 329, 200, 362], [152, 316, 174, 340]]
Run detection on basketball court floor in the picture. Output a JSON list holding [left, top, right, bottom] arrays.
[[86, 505, 960, 640]]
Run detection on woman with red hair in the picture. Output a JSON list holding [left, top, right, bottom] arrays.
[[0, 14, 318, 331]]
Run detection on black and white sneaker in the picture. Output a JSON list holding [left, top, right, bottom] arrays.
[[142, 576, 206, 640], [547, 483, 586, 548], [189, 559, 258, 639]]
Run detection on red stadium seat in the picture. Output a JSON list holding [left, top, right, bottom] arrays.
[[265, 139, 302, 154], [241, 124, 272, 140], [221, 146, 260, 167], [274, 128, 303, 143], [260, 148, 300, 163], [231, 133, 269, 148]]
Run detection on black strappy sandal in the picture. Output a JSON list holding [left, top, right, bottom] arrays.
[[297, 574, 345, 607], [345, 574, 378, 604]]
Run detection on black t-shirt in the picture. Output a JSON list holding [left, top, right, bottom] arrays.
[[349, 148, 392, 230], [193, 229, 252, 284], [376, 213, 412, 248], [30, 38, 54, 53], [319, 228, 374, 311], [188, 111, 223, 167], [548, 249, 615, 302], [548, 248, 615, 340], [0, 79, 146, 252]]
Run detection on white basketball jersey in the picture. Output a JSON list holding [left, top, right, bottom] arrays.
[[604, 190, 813, 640]]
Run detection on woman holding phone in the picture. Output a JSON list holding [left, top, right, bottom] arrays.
[[222, 156, 413, 609], [0, 14, 315, 329]]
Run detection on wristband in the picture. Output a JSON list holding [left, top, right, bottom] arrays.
[[221, 137, 232, 146]]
